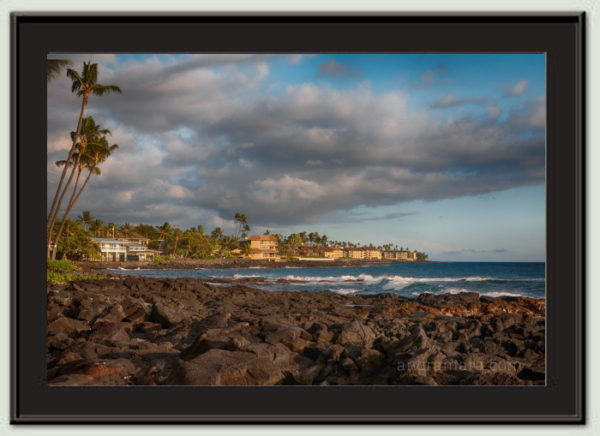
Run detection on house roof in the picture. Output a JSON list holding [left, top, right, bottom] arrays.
[[92, 238, 132, 244], [119, 234, 150, 241]]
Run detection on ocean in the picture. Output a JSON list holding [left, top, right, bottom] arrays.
[[104, 261, 545, 299]]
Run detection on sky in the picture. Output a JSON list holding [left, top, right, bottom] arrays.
[[47, 53, 546, 262]]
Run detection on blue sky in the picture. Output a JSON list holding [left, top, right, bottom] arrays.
[[48, 53, 546, 261]]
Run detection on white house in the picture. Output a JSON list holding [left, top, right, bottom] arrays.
[[92, 238, 129, 262]]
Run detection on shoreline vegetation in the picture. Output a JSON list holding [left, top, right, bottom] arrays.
[[47, 276, 545, 386]]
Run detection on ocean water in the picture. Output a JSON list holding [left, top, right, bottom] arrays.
[[104, 261, 545, 299]]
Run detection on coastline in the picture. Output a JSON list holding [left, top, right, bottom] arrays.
[[76, 258, 429, 273], [47, 276, 545, 386]]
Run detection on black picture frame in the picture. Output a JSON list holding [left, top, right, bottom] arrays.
[[11, 13, 585, 424]]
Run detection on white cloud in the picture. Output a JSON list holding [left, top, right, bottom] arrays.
[[504, 79, 528, 96]]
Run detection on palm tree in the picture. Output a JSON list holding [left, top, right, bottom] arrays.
[[50, 134, 118, 258], [47, 61, 121, 241], [106, 222, 117, 238], [156, 222, 172, 241], [120, 223, 133, 237], [89, 218, 105, 236], [211, 227, 224, 240], [47, 59, 71, 81], [77, 210, 94, 231], [234, 213, 249, 240], [170, 228, 183, 255], [47, 117, 111, 244]]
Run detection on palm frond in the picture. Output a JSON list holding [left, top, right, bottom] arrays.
[[47, 59, 71, 81], [66, 68, 84, 95], [91, 84, 122, 96]]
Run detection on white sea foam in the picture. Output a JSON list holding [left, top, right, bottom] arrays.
[[330, 288, 362, 295], [209, 271, 541, 295], [480, 291, 524, 297]]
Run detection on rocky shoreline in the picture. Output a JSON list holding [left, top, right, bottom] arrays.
[[47, 277, 545, 386], [76, 258, 421, 273]]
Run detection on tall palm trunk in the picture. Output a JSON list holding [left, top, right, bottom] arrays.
[[47, 94, 88, 241], [51, 166, 94, 259], [47, 147, 85, 248]]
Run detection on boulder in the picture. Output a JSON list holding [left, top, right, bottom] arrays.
[[89, 321, 130, 344], [336, 320, 378, 348], [150, 302, 186, 328], [175, 345, 303, 385], [48, 316, 89, 337], [355, 349, 385, 372]]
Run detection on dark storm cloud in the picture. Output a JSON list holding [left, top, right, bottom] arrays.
[[47, 55, 545, 228]]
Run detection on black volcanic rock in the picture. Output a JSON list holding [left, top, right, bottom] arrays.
[[47, 276, 545, 386]]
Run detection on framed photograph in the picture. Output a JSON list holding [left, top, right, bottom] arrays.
[[11, 13, 584, 423]]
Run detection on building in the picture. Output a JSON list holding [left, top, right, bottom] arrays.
[[118, 235, 150, 246], [126, 243, 161, 261], [323, 247, 345, 259], [382, 250, 418, 262], [242, 235, 280, 261], [92, 238, 129, 262], [344, 247, 382, 260], [92, 238, 160, 262]]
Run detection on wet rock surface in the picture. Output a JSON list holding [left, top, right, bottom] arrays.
[[47, 277, 545, 386]]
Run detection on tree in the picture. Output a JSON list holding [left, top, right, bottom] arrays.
[[211, 227, 224, 241], [120, 223, 133, 236], [48, 117, 112, 244], [47, 59, 71, 81], [89, 218, 105, 236], [156, 222, 172, 240], [106, 222, 117, 238], [53, 219, 100, 260], [416, 251, 429, 262], [77, 210, 94, 231], [233, 213, 249, 239], [47, 61, 121, 248], [167, 228, 183, 255], [49, 123, 118, 258]]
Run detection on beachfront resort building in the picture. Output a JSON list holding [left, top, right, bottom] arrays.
[[323, 247, 345, 259], [382, 250, 418, 262], [92, 237, 160, 262], [242, 235, 280, 261], [344, 247, 383, 260]]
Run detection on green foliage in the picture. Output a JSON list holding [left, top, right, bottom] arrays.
[[46, 257, 105, 284], [54, 220, 100, 260], [153, 255, 168, 265], [47, 258, 79, 273], [416, 251, 429, 261], [47, 271, 106, 285]]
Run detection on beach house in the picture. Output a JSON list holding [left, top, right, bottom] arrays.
[[242, 235, 280, 261], [92, 238, 129, 262], [92, 237, 160, 262]]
